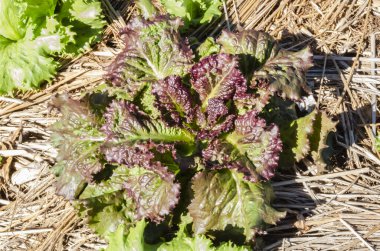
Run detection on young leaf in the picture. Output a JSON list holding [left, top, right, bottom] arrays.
[[191, 54, 245, 111], [152, 76, 196, 125], [189, 169, 285, 240], [280, 109, 318, 163], [197, 37, 221, 59], [309, 112, 337, 172]]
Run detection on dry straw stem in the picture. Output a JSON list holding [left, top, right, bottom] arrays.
[[1, 0, 380, 250]]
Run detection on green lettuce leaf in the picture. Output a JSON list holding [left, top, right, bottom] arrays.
[[309, 111, 337, 172], [105, 223, 138, 251], [81, 165, 180, 224], [105, 220, 158, 251], [0, 0, 105, 94], [79, 191, 135, 237], [159, 0, 222, 28], [101, 100, 195, 144], [0, 0, 27, 40], [158, 215, 249, 251], [197, 37, 220, 59], [50, 94, 104, 199], [56, 0, 105, 55], [135, 0, 157, 19], [21, 0, 57, 20], [189, 169, 285, 240], [0, 37, 59, 93], [280, 109, 318, 163]]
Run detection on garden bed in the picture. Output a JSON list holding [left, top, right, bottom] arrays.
[[1, 0, 380, 250]]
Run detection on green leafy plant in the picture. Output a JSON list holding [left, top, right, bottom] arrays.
[[136, 0, 222, 29], [50, 16, 335, 249], [0, 0, 105, 94], [158, 0, 222, 28]]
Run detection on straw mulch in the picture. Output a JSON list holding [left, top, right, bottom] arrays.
[[1, 0, 380, 250]]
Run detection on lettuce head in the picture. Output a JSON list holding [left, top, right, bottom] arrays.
[[0, 0, 105, 94]]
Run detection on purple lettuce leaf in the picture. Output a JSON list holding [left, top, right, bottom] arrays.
[[205, 98, 229, 124], [123, 166, 180, 222], [190, 53, 245, 114], [252, 47, 313, 100], [203, 111, 282, 181], [51, 161, 87, 200], [197, 115, 235, 140], [189, 169, 285, 240], [227, 111, 282, 180], [217, 30, 278, 75], [234, 78, 272, 114], [202, 139, 261, 182], [100, 143, 154, 170], [152, 76, 196, 125], [189, 53, 245, 139], [106, 17, 193, 98], [217, 29, 313, 101]]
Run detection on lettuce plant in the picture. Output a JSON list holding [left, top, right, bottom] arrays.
[[0, 0, 105, 94], [158, 0, 222, 28], [50, 16, 334, 249]]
